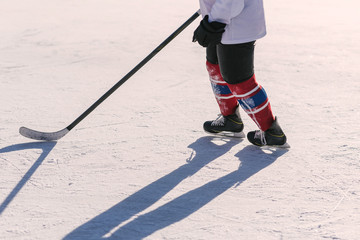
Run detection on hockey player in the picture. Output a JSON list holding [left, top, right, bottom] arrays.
[[193, 0, 287, 147]]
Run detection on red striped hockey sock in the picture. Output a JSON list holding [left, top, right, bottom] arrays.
[[206, 61, 238, 116], [228, 75, 275, 131]]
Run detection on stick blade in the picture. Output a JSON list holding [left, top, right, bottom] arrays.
[[19, 127, 69, 141]]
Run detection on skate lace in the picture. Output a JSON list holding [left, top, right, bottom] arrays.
[[255, 130, 267, 145], [211, 114, 225, 127]]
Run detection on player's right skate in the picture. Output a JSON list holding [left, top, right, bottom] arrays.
[[203, 107, 245, 138]]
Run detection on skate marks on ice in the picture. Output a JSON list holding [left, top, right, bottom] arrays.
[[64, 137, 288, 240], [0, 141, 57, 215]]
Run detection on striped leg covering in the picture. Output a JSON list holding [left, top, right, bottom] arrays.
[[206, 61, 238, 116], [228, 74, 275, 131]]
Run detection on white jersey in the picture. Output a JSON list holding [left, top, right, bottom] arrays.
[[199, 0, 267, 44]]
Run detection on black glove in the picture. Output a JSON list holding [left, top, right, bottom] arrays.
[[192, 15, 226, 47]]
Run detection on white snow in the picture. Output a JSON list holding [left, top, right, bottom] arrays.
[[1, 0, 360, 239]]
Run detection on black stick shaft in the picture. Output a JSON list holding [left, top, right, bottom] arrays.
[[67, 10, 200, 131]]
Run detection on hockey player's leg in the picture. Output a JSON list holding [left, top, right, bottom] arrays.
[[203, 45, 244, 137], [218, 42, 287, 147], [227, 75, 287, 146]]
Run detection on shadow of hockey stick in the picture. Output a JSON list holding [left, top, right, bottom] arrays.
[[0, 141, 57, 215]]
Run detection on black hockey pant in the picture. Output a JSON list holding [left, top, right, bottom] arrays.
[[206, 41, 255, 84]]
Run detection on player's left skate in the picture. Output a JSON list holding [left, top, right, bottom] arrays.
[[247, 117, 289, 148]]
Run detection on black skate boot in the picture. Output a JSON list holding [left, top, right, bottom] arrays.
[[203, 107, 245, 138], [247, 117, 289, 147]]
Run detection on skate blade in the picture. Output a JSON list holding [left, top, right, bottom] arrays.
[[261, 142, 291, 149], [205, 130, 245, 138]]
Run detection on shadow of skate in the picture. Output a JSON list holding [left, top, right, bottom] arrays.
[[0, 141, 57, 215], [64, 137, 287, 240]]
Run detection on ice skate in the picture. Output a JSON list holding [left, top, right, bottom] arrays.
[[203, 107, 245, 138], [247, 117, 289, 148]]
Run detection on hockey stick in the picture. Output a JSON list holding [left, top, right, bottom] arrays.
[[20, 10, 200, 141]]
